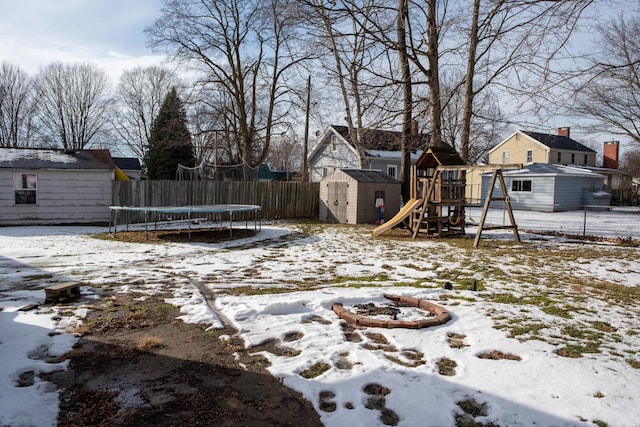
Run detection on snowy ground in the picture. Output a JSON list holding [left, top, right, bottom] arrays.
[[1, 209, 640, 426]]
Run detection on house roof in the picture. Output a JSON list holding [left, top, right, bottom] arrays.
[[337, 169, 400, 183], [522, 131, 596, 153], [0, 148, 115, 170], [332, 125, 428, 152], [112, 157, 142, 171], [364, 149, 423, 161]]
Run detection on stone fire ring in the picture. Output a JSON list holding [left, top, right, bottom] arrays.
[[332, 294, 451, 329]]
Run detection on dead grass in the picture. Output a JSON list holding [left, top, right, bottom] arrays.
[[436, 357, 457, 376], [476, 350, 522, 361], [136, 335, 164, 350], [299, 362, 331, 379]]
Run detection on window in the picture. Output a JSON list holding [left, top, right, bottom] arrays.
[[511, 179, 532, 192], [322, 167, 328, 178], [14, 173, 37, 204], [502, 151, 509, 164], [387, 165, 397, 179], [331, 135, 337, 151], [584, 154, 588, 165], [557, 152, 562, 163], [526, 150, 533, 163], [571, 153, 576, 164]]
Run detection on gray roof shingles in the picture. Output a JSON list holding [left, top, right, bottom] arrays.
[[0, 148, 114, 170], [523, 131, 596, 153]]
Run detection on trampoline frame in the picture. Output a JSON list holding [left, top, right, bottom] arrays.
[[109, 204, 262, 240]]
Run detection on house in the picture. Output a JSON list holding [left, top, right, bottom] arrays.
[[0, 148, 115, 225], [319, 169, 401, 224], [488, 127, 597, 166], [112, 157, 143, 180], [480, 163, 609, 212], [308, 124, 427, 182]]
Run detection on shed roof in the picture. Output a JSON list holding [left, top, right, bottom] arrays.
[[523, 131, 596, 153], [0, 148, 115, 170], [336, 169, 400, 183]]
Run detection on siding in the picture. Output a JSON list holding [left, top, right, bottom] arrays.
[[481, 175, 559, 212], [0, 169, 113, 224], [488, 133, 548, 164], [309, 139, 360, 182]]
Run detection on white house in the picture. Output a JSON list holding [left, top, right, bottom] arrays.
[[0, 148, 115, 225], [308, 125, 426, 182]]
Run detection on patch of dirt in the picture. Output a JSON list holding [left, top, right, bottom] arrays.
[[42, 293, 322, 427]]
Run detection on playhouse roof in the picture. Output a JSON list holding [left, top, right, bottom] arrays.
[[415, 145, 465, 169]]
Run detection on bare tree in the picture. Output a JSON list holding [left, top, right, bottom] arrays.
[[266, 132, 303, 174], [575, 14, 640, 144], [113, 65, 179, 160], [0, 62, 37, 148], [455, 0, 596, 163], [146, 0, 310, 179], [300, 1, 399, 153], [622, 147, 640, 176], [34, 62, 112, 150]]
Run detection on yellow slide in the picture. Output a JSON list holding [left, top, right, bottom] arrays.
[[372, 198, 422, 237]]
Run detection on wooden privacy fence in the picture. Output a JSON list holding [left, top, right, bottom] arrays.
[[113, 180, 320, 222]]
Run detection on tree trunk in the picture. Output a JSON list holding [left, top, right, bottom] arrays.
[[460, 0, 480, 164], [427, 0, 443, 148], [398, 0, 413, 202]]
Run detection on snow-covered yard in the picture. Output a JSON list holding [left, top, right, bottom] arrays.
[[1, 212, 640, 426]]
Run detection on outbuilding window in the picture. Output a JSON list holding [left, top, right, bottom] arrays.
[[511, 179, 532, 192], [387, 165, 397, 179], [14, 173, 37, 204]]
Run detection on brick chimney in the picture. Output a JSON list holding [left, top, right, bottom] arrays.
[[557, 127, 570, 137], [603, 141, 619, 169]]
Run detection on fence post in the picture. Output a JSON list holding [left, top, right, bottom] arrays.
[[583, 205, 587, 236]]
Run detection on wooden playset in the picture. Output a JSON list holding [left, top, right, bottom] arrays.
[[373, 146, 523, 247]]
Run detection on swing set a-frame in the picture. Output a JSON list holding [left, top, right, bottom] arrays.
[[372, 146, 523, 248]]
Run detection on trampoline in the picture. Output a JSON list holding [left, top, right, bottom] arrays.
[[109, 204, 262, 240]]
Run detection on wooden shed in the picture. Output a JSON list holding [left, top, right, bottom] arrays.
[[319, 169, 401, 224], [0, 148, 115, 225]]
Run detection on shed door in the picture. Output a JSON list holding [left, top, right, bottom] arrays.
[[327, 182, 348, 223]]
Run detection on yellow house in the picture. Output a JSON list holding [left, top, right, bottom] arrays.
[[488, 127, 597, 166]]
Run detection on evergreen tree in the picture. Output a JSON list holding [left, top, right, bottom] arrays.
[[145, 87, 194, 179]]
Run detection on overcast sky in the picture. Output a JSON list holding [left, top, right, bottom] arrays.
[[0, 0, 166, 83]]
